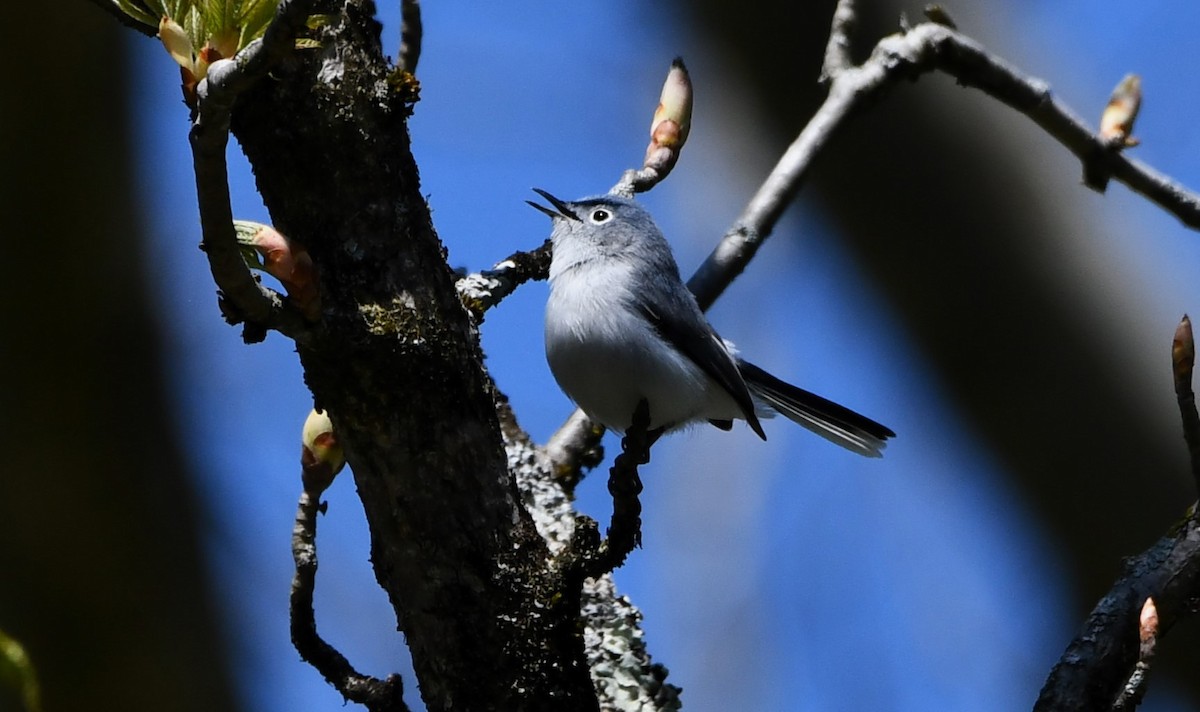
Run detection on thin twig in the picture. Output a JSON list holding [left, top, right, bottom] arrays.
[[1172, 315, 1200, 498], [190, 0, 317, 343], [291, 490, 409, 711], [820, 0, 857, 82], [455, 240, 552, 322], [691, 20, 1200, 308], [569, 400, 659, 579], [544, 410, 606, 489], [397, 0, 422, 74], [601, 401, 656, 564], [900, 25, 1200, 223], [1111, 661, 1151, 712], [1111, 598, 1159, 711]]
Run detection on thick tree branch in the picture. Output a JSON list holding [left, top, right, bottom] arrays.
[[498, 398, 680, 709], [226, 2, 601, 706], [1034, 515, 1200, 710], [190, 0, 317, 343]]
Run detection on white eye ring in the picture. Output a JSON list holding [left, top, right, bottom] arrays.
[[589, 208, 612, 224]]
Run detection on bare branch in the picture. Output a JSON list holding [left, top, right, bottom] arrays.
[[398, 0, 422, 74], [1038, 321, 1200, 709], [543, 18, 1200, 474], [897, 25, 1200, 222], [191, 0, 318, 343], [291, 490, 409, 711], [1111, 598, 1159, 711], [820, 0, 857, 82], [692, 21, 1200, 310], [1172, 315, 1200, 498], [544, 410, 606, 487], [1034, 515, 1200, 711], [455, 240, 552, 322], [498, 397, 680, 709], [592, 401, 658, 573], [554, 402, 658, 581]]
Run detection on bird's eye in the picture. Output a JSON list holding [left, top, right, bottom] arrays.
[[589, 208, 612, 224]]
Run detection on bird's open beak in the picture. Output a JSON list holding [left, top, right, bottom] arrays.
[[526, 188, 580, 221]]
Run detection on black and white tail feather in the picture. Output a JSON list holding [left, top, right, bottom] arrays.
[[739, 360, 894, 458]]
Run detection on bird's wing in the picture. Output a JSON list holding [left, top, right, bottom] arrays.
[[633, 298, 766, 440]]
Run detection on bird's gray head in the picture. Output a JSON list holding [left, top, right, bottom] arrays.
[[527, 189, 663, 256]]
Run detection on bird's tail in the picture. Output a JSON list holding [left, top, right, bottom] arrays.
[[738, 360, 895, 458]]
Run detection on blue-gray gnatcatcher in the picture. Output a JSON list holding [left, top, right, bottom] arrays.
[[529, 189, 895, 457]]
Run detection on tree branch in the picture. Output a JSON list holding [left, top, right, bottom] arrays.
[[397, 0, 422, 74], [498, 397, 680, 709], [455, 239, 552, 322], [190, 0, 317, 343], [1036, 320, 1200, 709], [544, 410, 606, 489], [1034, 514, 1200, 710], [290, 489, 409, 712], [1172, 315, 1200, 498], [688, 19, 1200, 310], [588, 400, 658, 575], [1111, 598, 1159, 711], [820, 0, 856, 81]]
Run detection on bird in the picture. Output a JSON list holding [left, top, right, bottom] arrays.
[[528, 189, 895, 457]]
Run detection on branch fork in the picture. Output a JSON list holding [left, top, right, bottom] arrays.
[[190, 0, 320, 343]]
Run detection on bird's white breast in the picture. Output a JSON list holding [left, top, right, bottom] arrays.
[[545, 262, 736, 432]]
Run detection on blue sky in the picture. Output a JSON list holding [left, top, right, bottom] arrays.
[[129, 2, 1200, 710]]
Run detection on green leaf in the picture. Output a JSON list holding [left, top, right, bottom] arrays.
[[179, 4, 206, 52], [236, 0, 279, 47], [200, 0, 236, 37], [112, 0, 158, 27], [0, 629, 41, 712]]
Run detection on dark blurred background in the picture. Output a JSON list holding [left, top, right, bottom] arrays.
[[0, 3, 239, 710], [4, 1, 1198, 710]]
